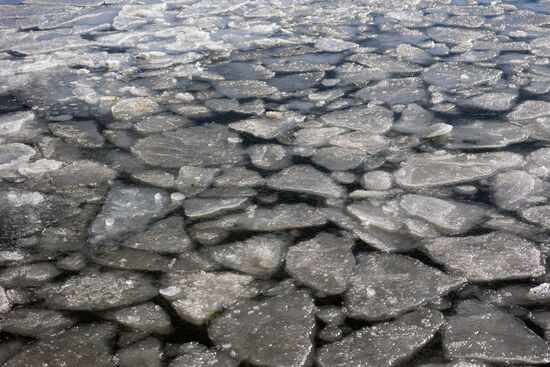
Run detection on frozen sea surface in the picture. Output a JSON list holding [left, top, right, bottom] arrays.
[[0, 0, 550, 366]]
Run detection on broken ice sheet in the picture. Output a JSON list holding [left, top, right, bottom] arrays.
[[323, 207, 416, 252], [248, 144, 292, 171], [311, 147, 367, 171], [490, 170, 547, 211], [0, 143, 36, 174], [183, 197, 249, 219], [91, 247, 174, 272], [2, 0, 550, 364]]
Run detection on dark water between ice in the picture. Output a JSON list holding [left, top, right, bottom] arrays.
[[0, 0, 550, 366]]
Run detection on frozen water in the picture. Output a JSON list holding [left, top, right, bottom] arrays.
[[443, 300, 550, 364], [91, 247, 174, 272], [206, 234, 287, 278], [48, 120, 104, 148], [0, 262, 61, 287], [400, 194, 488, 234], [345, 253, 465, 320], [1, 0, 550, 365], [394, 152, 524, 189], [159, 271, 259, 325], [0, 308, 76, 337], [208, 290, 315, 367], [248, 144, 291, 171], [320, 105, 393, 134], [355, 77, 428, 105], [118, 338, 162, 367], [121, 216, 192, 253], [444, 120, 528, 150], [266, 164, 346, 198], [311, 146, 366, 171], [131, 124, 245, 168], [317, 309, 444, 367], [3, 323, 117, 367], [285, 233, 354, 295], [101, 302, 173, 335], [422, 62, 502, 89], [229, 117, 297, 140], [88, 183, 179, 245], [38, 270, 157, 311], [422, 232, 545, 281], [168, 342, 238, 367], [195, 203, 327, 232]]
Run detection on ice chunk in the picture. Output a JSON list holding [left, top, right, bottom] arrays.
[[285, 233, 355, 295], [317, 309, 444, 367], [400, 194, 487, 234], [3, 323, 117, 367], [102, 302, 173, 335], [394, 152, 524, 188], [443, 300, 550, 364], [183, 197, 249, 219], [111, 97, 161, 122], [208, 290, 315, 367], [345, 253, 465, 320], [159, 271, 259, 325], [355, 77, 427, 105], [48, 120, 104, 148], [39, 270, 157, 311], [214, 80, 278, 99], [0, 308, 76, 337], [266, 165, 346, 198], [122, 216, 192, 254], [0, 143, 35, 173], [169, 342, 238, 367], [490, 170, 546, 211], [131, 124, 245, 168], [207, 235, 287, 278], [422, 62, 502, 89], [89, 183, 178, 246], [195, 204, 327, 232], [320, 105, 393, 134], [229, 117, 296, 140], [422, 232, 545, 281]]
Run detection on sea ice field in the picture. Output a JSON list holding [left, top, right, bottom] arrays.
[[0, 0, 550, 366]]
